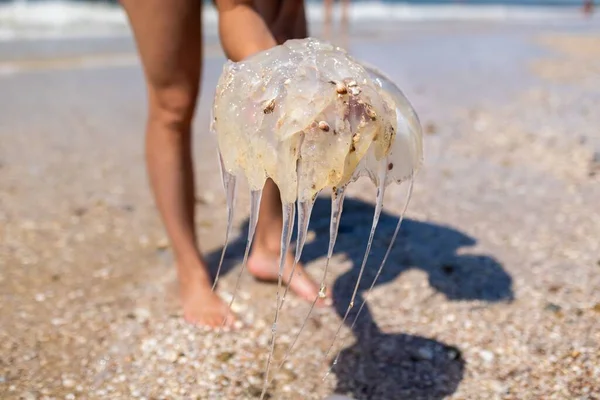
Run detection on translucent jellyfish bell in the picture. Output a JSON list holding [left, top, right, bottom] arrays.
[[212, 38, 423, 204]]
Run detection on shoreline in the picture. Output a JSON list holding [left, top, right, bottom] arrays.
[[0, 0, 594, 42]]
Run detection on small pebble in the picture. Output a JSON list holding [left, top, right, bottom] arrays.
[[217, 351, 235, 363], [446, 347, 460, 360], [133, 308, 151, 323], [138, 235, 149, 246], [155, 238, 169, 250], [545, 302, 562, 314], [21, 392, 36, 400], [479, 350, 495, 363], [163, 350, 179, 363], [62, 378, 76, 388], [416, 346, 434, 361]]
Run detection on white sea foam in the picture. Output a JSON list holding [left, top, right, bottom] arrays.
[[0, 0, 588, 42], [0, 0, 129, 41], [320, 2, 584, 22]]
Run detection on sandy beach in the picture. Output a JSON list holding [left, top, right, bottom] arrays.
[[1, 8, 600, 400]]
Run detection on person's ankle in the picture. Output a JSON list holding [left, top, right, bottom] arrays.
[[175, 253, 211, 281], [253, 233, 282, 256]]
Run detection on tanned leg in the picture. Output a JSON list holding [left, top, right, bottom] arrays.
[[120, 0, 235, 327], [341, 0, 350, 35], [323, 0, 334, 40]]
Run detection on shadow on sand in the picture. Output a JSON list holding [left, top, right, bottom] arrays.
[[205, 196, 513, 399]]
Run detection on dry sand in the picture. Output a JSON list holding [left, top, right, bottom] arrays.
[[1, 19, 600, 400]]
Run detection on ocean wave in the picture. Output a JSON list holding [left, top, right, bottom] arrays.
[[0, 1, 129, 41], [0, 0, 587, 41]]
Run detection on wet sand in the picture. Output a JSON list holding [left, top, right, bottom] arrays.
[[1, 18, 600, 400]]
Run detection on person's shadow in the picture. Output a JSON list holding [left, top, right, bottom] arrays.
[[205, 195, 513, 399]]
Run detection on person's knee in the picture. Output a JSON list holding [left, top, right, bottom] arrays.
[[148, 83, 198, 132]]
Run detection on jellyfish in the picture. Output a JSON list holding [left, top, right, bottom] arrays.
[[210, 37, 423, 399]]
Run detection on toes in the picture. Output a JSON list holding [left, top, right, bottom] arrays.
[[288, 273, 322, 302], [233, 319, 245, 330], [216, 314, 229, 328], [315, 296, 333, 308], [224, 311, 237, 328], [211, 314, 224, 328]]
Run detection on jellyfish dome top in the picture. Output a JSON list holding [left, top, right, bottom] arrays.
[[210, 37, 423, 399], [212, 37, 423, 204]]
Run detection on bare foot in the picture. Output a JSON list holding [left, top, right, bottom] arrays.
[[178, 265, 237, 328], [247, 241, 332, 307]]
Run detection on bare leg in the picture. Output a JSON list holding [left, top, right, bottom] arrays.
[[339, 0, 350, 49], [323, 0, 334, 40], [248, 0, 331, 306], [341, 0, 350, 34], [120, 0, 235, 327]]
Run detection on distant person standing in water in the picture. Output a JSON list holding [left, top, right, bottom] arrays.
[[119, 0, 331, 328], [583, 0, 594, 16], [323, 0, 350, 39]]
